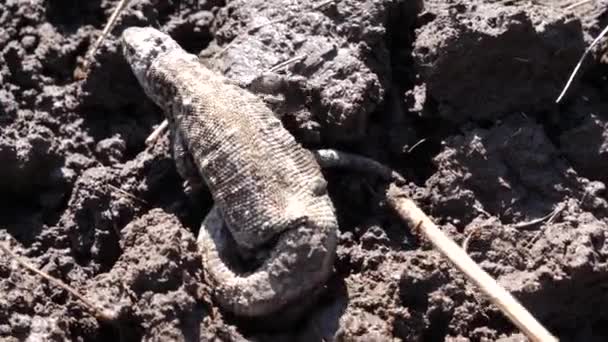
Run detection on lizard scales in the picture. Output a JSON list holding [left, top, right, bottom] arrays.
[[121, 27, 338, 317]]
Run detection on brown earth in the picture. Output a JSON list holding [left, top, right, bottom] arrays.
[[1, 0, 608, 341]]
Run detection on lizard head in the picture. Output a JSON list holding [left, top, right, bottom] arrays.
[[121, 27, 181, 99]]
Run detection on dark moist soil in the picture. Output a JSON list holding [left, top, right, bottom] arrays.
[[1, 0, 608, 340]]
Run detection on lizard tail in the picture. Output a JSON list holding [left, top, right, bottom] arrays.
[[197, 205, 338, 317]]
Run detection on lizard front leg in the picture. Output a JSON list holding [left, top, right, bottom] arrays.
[[171, 125, 205, 196]]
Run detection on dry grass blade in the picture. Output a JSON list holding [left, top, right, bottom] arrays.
[[386, 185, 558, 342], [0, 241, 116, 322], [556, 23, 608, 103], [514, 202, 565, 229]]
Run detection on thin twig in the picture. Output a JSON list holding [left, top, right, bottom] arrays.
[[556, 23, 608, 103], [145, 119, 169, 145], [0, 242, 116, 322], [513, 203, 566, 229], [386, 185, 558, 342], [564, 0, 593, 11], [107, 184, 148, 205], [76, 0, 132, 79], [407, 138, 427, 153]]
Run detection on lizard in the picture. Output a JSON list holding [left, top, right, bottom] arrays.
[[121, 26, 403, 318]]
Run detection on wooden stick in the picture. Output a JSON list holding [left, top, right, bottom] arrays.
[[386, 185, 558, 342]]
